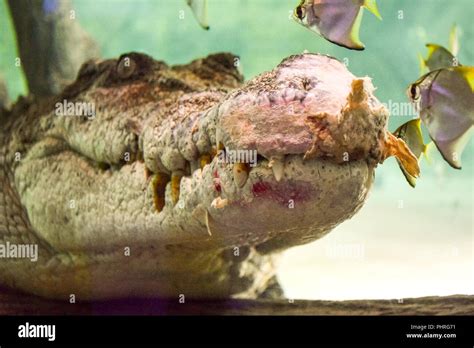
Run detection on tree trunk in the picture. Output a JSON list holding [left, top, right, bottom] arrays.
[[7, 0, 99, 97]]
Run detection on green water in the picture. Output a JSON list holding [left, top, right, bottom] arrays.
[[1, 0, 473, 154], [0, 0, 472, 299]]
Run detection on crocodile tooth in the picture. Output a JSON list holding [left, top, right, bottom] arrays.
[[199, 154, 211, 170], [151, 172, 170, 212], [211, 197, 228, 209], [144, 166, 152, 180], [216, 127, 224, 150], [171, 171, 184, 206], [209, 146, 218, 160], [268, 156, 284, 182], [233, 163, 250, 188], [205, 210, 212, 236], [216, 127, 221, 145]]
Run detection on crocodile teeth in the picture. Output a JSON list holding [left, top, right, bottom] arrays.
[[199, 154, 211, 170], [151, 172, 170, 212], [211, 197, 228, 209], [233, 163, 250, 188], [205, 210, 212, 236], [170, 171, 184, 206], [268, 156, 284, 182], [216, 127, 224, 150]]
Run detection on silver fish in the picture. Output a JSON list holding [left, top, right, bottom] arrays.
[[293, 0, 381, 50], [393, 118, 431, 187], [408, 66, 474, 169]]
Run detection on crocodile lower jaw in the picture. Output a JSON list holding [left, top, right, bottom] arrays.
[[7, 147, 373, 300], [172, 152, 375, 253]]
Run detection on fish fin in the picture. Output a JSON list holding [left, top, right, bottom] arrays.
[[425, 43, 441, 58], [424, 44, 439, 72], [455, 66, 474, 92], [187, 0, 210, 30], [449, 24, 459, 56], [422, 142, 435, 165], [396, 159, 417, 188], [418, 53, 427, 75], [324, 7, 365, 50], [348, 8, 365, 50], [324, 35, 365, 50], [433, 126, 474, 169], [432, 126, 473, 169], [363, 0, 382, 20], [424, 43, 458, 71], [412, 117, 422, 131], [435, 141, 461, 169], [308, 1, 366, 50], [382, 132, 420, 178]]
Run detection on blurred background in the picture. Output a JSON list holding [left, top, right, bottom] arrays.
[[0, 0, 472, 300]]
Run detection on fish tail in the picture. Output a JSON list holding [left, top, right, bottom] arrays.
[[363, 0, 382, 20]]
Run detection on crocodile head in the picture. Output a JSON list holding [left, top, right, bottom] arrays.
[[1, 52, 407, 299], [158, 53, 391, 253]]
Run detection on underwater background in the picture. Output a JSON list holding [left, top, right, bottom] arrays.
[[0, 0, 472, 300]]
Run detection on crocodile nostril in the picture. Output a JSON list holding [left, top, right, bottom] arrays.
[[302, 77, 313, 91]]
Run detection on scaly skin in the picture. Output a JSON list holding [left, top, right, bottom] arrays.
[[0, 52, 397, 300]]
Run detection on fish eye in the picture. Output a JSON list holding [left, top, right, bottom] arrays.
[[295, 5, 306, 20], [409, 84, 421, 101]]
